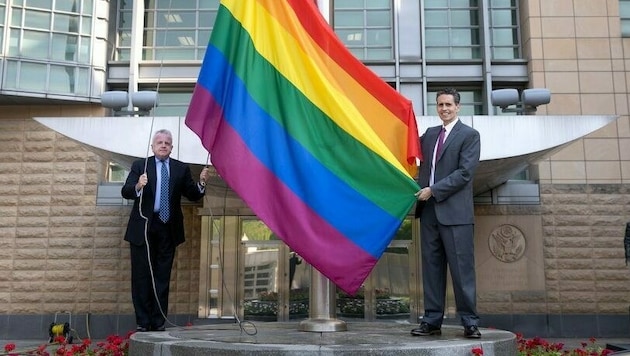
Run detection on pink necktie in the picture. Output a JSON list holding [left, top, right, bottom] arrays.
[[436, 127, 445, 158]]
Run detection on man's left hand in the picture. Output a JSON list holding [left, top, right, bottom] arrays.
[[415, 187, 432, 201], [200, 167, 210, 186]]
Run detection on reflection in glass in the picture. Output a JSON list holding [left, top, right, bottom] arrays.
[[424, 3, 481, 60], [334, 0, 393, 60], [18, 62, 47, 91], [242, 220, 281, 321], [239, 218, 412, 321], [136, 0, 217, 60], [373, 246, 410, 320], [337, 219, 412, 320], [337, 279, 411, 320], [289, 252, 309, 320], [489, 0, 519, 59]]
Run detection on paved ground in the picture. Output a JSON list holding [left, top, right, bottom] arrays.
[[130, 323, 517, 355], [2, 333, 629, 355]]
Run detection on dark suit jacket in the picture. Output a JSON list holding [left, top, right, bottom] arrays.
[[415, 120, 480, 225], [121, 156, 204, 246]]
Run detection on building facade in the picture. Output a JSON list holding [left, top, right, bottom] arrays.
[[0, 0, 629, 340]]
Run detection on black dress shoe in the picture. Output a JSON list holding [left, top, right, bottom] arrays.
[[464, 325, 481, 338], [410, 322, 441, 336], [153, 324, 166, 331], [136, 326, 149, 332]]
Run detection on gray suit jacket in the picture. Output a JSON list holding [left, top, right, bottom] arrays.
[[415, 119, 480, 225]]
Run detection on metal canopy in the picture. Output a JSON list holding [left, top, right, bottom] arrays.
[[35, 115, 618, 196]]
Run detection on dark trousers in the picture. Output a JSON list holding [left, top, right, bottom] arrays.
[[130, 216, 175, 329], [420, 198, 478, 327]]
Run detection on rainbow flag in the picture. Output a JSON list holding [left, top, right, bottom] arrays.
[[185, 0, 420, 294]]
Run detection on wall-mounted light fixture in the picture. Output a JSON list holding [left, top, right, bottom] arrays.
[[491, 88, 550, 114], [101, 90, 159, 116]]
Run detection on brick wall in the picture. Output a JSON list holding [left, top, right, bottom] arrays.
[[0, 112, 202, 330], [475, 185, 630, 317], [540, 183, 630, 314]]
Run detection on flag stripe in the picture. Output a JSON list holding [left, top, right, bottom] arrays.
[[223, 0, 414, 176], [208, 8, 416, 218], [195, 44, 412, 256], [276, 0, 420, 171], [200, 88, 377, 291]]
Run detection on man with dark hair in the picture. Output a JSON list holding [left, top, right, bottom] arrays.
[[411, 88, 482, 338]]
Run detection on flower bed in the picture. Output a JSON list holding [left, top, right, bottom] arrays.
[[3, 333, 130, 356]]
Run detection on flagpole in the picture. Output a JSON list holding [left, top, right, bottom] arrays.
[[296, 0, 345, 333], [298, 268, 347, 332]]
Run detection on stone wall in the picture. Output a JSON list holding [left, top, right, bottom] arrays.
[[540, 183, 630, 314], [474, 187, 630, 317], [0, 113, 202, 337]]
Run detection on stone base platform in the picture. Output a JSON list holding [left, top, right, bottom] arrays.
[[130, 321, 517, 355]]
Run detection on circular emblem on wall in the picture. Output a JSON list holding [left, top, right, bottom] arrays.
[[488, 224, 526, 263]]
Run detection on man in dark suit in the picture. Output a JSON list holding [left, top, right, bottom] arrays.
[[121, 129, 209, 332], [411, 88, 481, 338]]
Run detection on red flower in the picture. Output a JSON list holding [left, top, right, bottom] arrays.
[[471, 346, 484, 355], [4, 343, 15, 352]]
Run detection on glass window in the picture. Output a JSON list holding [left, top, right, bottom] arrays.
[[157, 10, 196, 28], [53, 13, 79, 32], [334, 0, 394, 61], [150, 91, 193, 117], [25, 0, 52, 10], [0, 0, 94, 98], [10, 7, 22, 26], [116, 0, 133, 60], [5, 59, 90, 96], [489, 0, 520, 59], [621, 0, 630, 37], [107, 162, 128, 182], [424, 1, 481, 60], [55, 0, 80, 13], [451, 9, 478, 26], [200, 0, 220, 9], [51, 33, 75, 61], [9, 0, 93, 63], [81, 16, 91, 35], [0, 2, 5, 52], [157, 0, 195, 9], [21, 29, 49, 59], [4, 60, 18, 87], [126, 0, 217, 61], [24, 9, 51, 30], [7, 28, 19, 55], [16, 61, 48, 91], [451, 0, 479, 7], [49, 64, 77, 93]]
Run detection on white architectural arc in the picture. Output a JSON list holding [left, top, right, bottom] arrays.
[[34, 115, 618, 194]]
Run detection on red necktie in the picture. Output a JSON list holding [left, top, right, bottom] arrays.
[[436, 127, 445, 158]]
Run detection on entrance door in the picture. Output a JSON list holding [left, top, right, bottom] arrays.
[[198, 216, 418, 323]]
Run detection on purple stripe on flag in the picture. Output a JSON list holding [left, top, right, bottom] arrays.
[[189, 87, 376, 293], [185, 83, 223, 152]]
